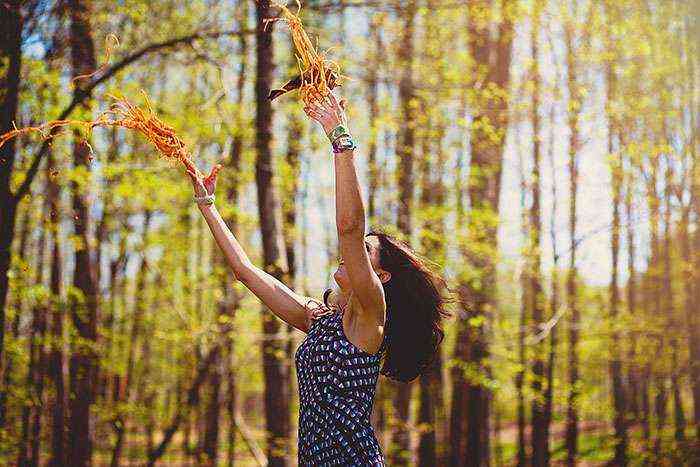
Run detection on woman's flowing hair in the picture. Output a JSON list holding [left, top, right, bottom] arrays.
[[323, 226, 457, 383]]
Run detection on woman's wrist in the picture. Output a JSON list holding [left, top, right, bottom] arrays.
[[326, 124, 350, 142], [194, 192, 215, 205], [196, 197, 217, 212]]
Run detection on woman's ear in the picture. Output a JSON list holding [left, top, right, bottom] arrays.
[[379, 270, 391, 284]]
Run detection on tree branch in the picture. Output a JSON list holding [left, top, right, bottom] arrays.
[[13, 28, 255, 202]]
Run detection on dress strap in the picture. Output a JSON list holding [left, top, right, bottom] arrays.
[[304, 297, 335, 321]]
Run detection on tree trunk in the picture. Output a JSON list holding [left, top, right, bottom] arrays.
[[47, 147, 67, 467], [454, 2, 515, 465], [67, 1, 99, 464], [29, 196, 50, 465], [366, 13, 388, 449], [529, 4, 547, 464], [226, 4, 247, 465], [515, 126, 528, 467], [110, 212, 152, 467], [564, 15, 582, 466], [624, 166, 639, 422], [365, 14, 384, 222], [390, 3, 418, 464], [18, 205, 48, 466], [255, 2, 290, 464], [606, 19, 628, 464], [416, 110, 448, 465], [543, 57, 560, 466], [0, 1, 22, 428], [685, 4, 700, 445]]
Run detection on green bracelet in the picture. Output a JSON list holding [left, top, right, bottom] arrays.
[[327, 124, 350, 142]]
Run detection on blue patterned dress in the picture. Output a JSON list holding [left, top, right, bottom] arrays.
[[294, 301, 387, 466]]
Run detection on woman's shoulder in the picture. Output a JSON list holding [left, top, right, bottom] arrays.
[[303, 295, 337, 324]]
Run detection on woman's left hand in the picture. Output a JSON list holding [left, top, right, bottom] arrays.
[[303, 89, 349, 135]]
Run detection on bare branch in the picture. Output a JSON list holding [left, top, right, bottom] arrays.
[[13, 28, 255, 201]]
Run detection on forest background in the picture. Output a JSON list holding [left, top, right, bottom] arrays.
[[0, 0, 698, 465]]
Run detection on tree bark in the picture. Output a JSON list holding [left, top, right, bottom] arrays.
[[390, 3, 418, 463], [67, 1, 99, 464], [564, 14, 582, 465], [450, 2, 515, 465], [28, 191, 50, 465], [416, 113, 448, 466], [515, 126, 528, 467], [110, 212, 152, 467], [365, 14, 384, 222], [529, 4, 547, 464], [606, 16, 628, 463], [47, 146, 67, 467], [255, 2, 291, 464], [0, 1, 23, 425]]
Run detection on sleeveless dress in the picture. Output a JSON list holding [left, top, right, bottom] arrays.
[[294, 300, 388, 466]]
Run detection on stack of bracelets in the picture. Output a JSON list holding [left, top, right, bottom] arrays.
[[327, 124, 357, 154]]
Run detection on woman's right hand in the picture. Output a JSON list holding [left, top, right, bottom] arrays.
[[185, 159, 221, 198]]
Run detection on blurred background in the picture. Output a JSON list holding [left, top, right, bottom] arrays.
[[0, 0, 697, 465]]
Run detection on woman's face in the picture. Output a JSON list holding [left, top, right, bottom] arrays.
[[333, 235, 389, 293]]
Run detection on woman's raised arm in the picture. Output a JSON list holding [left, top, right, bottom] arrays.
[[186, 161, 313, 333], [303, 91, 386, 324]]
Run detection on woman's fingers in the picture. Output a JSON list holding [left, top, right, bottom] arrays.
[[186, 167, 198, 182], [327, 91, 341, 112], [308, 97, 327, 114], [310, 90, 330, 111], [304, 106, 324, 121], [207, 163, 222, 182]]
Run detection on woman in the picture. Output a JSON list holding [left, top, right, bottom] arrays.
[[186, 90, 453, 466]]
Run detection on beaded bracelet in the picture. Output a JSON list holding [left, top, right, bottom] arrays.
[[327, 124, 350, 143], [194, 193, 215, 206], [332, 134, 357, 153]]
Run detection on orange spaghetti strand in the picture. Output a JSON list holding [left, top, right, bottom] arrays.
[[263, 0, 349, 104], [72, 34, 120, 84], [0, 91, 205, 178]]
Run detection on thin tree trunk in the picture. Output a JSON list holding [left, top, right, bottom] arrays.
[[416, 111, 448, 465], [110, 213, 152, 467], [450, 5, 515, 459], [365, 14, 384, 222], [606, 17, 628, 463], [15, 203, 45, 465], [564, 14, 582, 465], [47, 146, 67, 467], [390, 2, 418, 464], [67, 1, 99, 464], [226, 4, 248, 465], [661, 159, 685, 445], [366, 13, 388, 448], [29, 196, 50, 465], [625, 165, 639, 422], [684, 5, 700, 445], [0, 0, 23, 429], [516, 126, 528, 467], [544, 64, 561, 467], [529, 3, 547, 464], [255, 2, 290, 464]]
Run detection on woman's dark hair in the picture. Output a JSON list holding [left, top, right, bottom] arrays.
[[324, 226, 456, 383]]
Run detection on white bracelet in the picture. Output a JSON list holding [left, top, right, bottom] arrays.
[[194, 193, 215, 206]]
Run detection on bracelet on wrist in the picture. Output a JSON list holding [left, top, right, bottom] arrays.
[[194, 193, 215, 206], [327, 124, 350, 143], [332, 134, 357, 153]]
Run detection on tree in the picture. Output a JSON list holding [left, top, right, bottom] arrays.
[[67, 1, 100, 463], [450, 1, 515, 465], [255, 1, 291, 464]]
